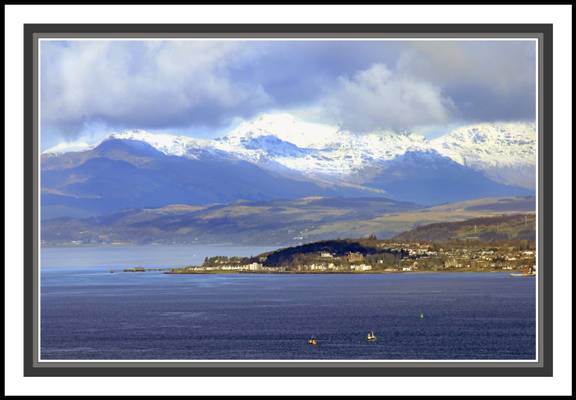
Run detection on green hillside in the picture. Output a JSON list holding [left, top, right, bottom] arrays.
[[41, 196, 419, 246], [393, 213, 535, 242], [41, 195, 535, 246]]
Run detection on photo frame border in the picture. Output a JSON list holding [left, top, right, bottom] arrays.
[[24, 23, 553, 377]]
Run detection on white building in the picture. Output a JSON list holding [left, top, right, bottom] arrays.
[[351, 264, 372, 271], [247, 262, 263, 271]]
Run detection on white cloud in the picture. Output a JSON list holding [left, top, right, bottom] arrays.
[[325, 64, 455, 133], [41, 41, 272, 137], [40, 40, 535, 143]]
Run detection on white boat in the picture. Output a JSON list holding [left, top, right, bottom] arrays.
[[511, 266, 536, 277]]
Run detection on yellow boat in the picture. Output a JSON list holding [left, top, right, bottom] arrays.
[[367, 331, 377, 341]]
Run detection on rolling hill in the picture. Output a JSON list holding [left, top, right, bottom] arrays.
[[41, 195, 535, 246], [393, 213, 536, 242]]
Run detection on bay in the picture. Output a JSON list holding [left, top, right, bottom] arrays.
[[40, 246, 536, 360]]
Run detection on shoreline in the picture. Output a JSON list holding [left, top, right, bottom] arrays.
[[126, 269, 526, 275]]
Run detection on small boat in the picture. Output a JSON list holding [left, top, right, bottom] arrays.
[[367, 331, 377, 341], [308, 337, 318, 346], [420, 312, 425, 319], [511, 266, 536, 277], [510, 272, 536, 277]]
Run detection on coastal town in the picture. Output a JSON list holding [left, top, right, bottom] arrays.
[[162, 239, 537, 275]]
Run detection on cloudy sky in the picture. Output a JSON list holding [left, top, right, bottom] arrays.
[[40, 39, 536, 149]]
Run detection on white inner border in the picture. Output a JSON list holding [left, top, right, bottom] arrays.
[[5, 4, 572, 397], [37, 36, 539, 364]]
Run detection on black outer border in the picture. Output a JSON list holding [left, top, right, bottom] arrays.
[[24, 23, 553, 377]]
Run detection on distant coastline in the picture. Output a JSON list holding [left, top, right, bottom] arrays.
[[117, 235, 535, 276], [118, 267, 528, 275]]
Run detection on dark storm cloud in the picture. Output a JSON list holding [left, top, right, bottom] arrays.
[[396, 41, 536, 124]]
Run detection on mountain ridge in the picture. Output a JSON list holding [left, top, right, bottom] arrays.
[[41, 139, 376, 219], [43, 113, 536, 189], [41, 114, 535, 217]]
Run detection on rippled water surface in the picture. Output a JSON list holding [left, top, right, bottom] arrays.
[[40, 246, 536, 360]]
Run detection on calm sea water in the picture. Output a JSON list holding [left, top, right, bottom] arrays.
[[40, 246, 536, 360]]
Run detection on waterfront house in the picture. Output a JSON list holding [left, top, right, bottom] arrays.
[[247, 262, 263, 271], [350, 264, 372, 272]]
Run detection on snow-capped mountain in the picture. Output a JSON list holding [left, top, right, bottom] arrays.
[[43, 140, 97, 155], [41, 137, 377, 219], [109, 130, 235, 161], [431, 122, 536, 188], [431, 122, 536, 168], [222, 113, 342, 149], [209, 113, 431, 176], [43, 113, 536, 188]]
